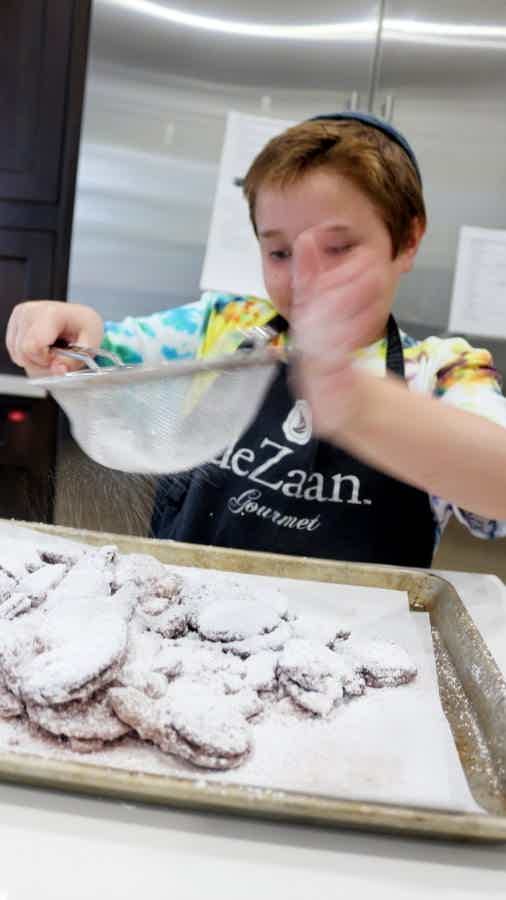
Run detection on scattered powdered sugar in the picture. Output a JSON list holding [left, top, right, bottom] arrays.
[[0, 593, 34, 621], [136, 603, 188, 639], [0, 539, 43, 579], [39, 547, 84, 567], [243, 652, 279, 693], [228, 687, 264, 720], [153, 642, 246, 696], [164, 680, 252, 757], [46, 546, 116, 605], [26, 691, 131, 742], [0, 570, 17, 600], [225, 621, 295, 658], [197, 594, 282, 642], [337, 638, 418, 688], [283, 678, 343, 717], [113, 553, 168, 589], [0, 672, 23, 717], [279, 639, 347, 688], [292, 612, 351, 647], [117, 627, 169, 699], [17, 611, 129, 705], [16, 563, 67, 600], [276, 638, 369, 711]]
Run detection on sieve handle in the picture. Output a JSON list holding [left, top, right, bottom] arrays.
[[238, 324, 280, 351], [238, 315, 288, 351], [51, 340, 125, 371]]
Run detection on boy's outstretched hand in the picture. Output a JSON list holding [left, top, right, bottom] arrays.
[[291, 227, 392, 440], [290, 226, 506, 521]]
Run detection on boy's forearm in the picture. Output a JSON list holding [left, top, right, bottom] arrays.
[[333, 371, 506, 521]]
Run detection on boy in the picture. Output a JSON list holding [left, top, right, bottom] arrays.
[[7, 113, 506, 566]]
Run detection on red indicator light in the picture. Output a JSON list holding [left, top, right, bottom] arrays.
[[7, 410, 28, 424]]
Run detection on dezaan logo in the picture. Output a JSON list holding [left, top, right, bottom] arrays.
[[282, 400, 312, 446]]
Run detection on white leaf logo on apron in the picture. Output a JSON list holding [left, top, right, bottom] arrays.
[[282, 400, 312, 446]]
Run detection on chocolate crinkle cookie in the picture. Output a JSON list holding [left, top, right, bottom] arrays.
[[26, 689, 131, 749], [109, 680, 253, 770], [0, 540, 418, 769], [336, 639, 418, 688], [276, 639, 365, 717]]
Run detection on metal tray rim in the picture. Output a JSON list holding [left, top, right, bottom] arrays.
[[2, 520, 505, 843]]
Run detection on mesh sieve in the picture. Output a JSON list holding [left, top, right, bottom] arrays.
[[31, 348, 283, 474]]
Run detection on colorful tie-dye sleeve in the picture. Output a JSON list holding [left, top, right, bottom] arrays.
[[420, 336, 506, 540], [100, 293, 214, 366], [100, 291, 277, 366]]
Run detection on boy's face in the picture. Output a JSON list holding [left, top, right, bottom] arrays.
[[255, 168, 421, 334]]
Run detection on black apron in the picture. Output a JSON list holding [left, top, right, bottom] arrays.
[[152, 316, 436, 567]]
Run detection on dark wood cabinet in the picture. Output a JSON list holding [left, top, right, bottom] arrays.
[[0, 1, 91, 280], [0, 0, 75, 203], [0, 230, 54, 373], [0, 0, 91, 522]]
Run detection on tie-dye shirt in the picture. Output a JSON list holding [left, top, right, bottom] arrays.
[[101, 290, 506, 545]]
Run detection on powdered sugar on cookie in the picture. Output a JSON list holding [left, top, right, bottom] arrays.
[[0, 537, 418, 771]]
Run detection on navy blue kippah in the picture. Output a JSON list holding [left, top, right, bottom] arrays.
[[310, 112, 422, 184]]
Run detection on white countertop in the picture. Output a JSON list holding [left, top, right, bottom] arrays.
[[0, 373, 46, 398], [0, 569, 505, 899]]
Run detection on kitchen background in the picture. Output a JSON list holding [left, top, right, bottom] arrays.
[[2, 1, 506, 574]]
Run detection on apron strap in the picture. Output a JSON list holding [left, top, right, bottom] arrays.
[[385, 315, 405, 377], [268, 311, 404, 377]]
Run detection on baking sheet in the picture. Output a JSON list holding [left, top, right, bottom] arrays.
[[437, 570, 506, 680], [0, 523, 481, 814]]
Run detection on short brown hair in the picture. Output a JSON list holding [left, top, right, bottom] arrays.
[[243, 119, 426, 258]]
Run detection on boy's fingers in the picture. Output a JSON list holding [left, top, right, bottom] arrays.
[[6, 301, 105, 376], [5, 315, 20, 365], [49, 358, 74, 375], [48, 351, 90, 374], [73, 323, 103, 352], [15, 321, 74, 374], [48, 322, 107, 373], [66, 309, 105, 358], [292, 231, 324, 306], [20, 318, 65, 369]]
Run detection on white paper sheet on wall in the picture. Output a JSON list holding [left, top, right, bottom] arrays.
[[449, 225, 506, 338], [200, 111, 294, 298]]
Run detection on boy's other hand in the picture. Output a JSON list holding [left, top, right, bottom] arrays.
[[291, 227, 391, 438]]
